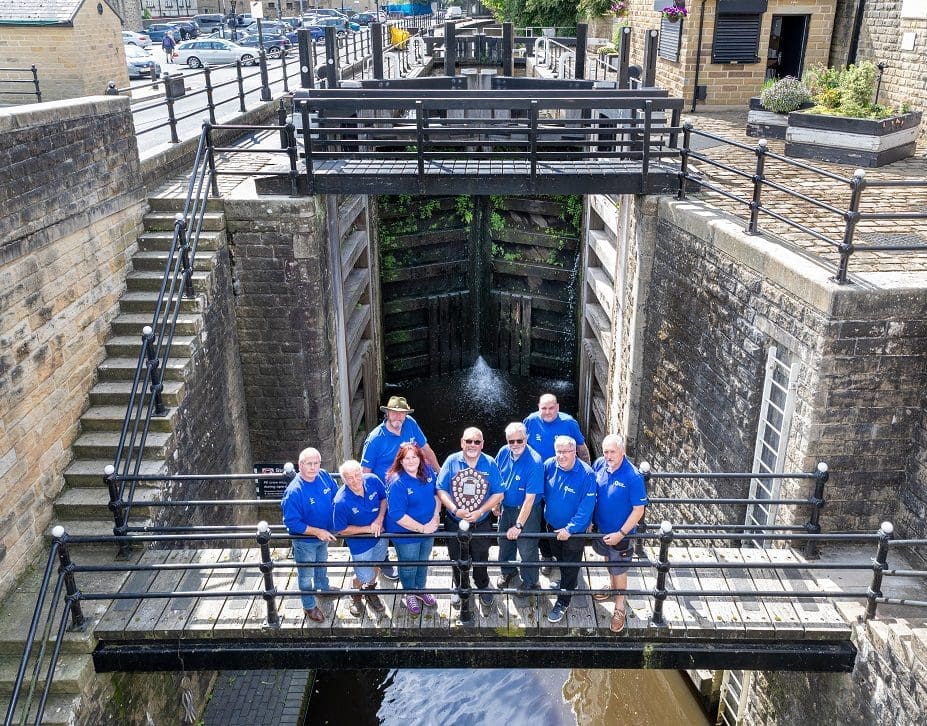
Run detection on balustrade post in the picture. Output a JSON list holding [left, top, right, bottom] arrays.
[[104, 464, 133, 559], [142, 324, 167, 416], [299, 100, 315, 193], [235, 61, 247, 112], [651, 521, 673, 626], [677, 122, 692, 200], [456, 521, 474, 625], [285, 122, 299, 197], [528, 99, 538, 191], [636, 462, 651, 558], [371, 23, 384, 79], [203, 65, 217, 124], [298, 29, 315, 89], [323, 27, 339, 88], [52, 526, 85, 629], [746, 139, 768, 234], [204, 121, 220, 197], [642, 29, 658, 87], [804, 462, 829, 559], [866, 521, 893, 620], [617, 26, 631, 89], [277, 98, 288, 149], [281, 51, 289, 93], [445, 21, 457, 76], [574, 22, 587, 79], [415, 100, 425, 193], [259, 50, 272, 101], [31, 64, 41, 102], [837, 168, 865, 284], [257, 521, 281, 628]]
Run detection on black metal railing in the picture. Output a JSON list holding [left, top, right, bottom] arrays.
[[0, 65, 41, 104], [677, 123, 927, 284]]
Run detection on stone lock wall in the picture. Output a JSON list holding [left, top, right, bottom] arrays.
[[0, 96, 146, 600], [633, 198, 927, 533]]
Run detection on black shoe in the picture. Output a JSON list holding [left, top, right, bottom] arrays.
[[478, 594, 495, 616], [496, 571, 518, 589], [547, 602, 569, 623]]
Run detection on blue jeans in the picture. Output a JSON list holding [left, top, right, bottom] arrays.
[[292, 537, 330, 610], [497, 505, 541, 588], [393, 538, 433, 591], [351, 539, 388, 585]]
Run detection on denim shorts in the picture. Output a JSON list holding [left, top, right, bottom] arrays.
[[350, 538, 389, 584], [591, 537, 634, 576]]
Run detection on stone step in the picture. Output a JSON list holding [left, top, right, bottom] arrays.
[[78, 405, 177, 433], [131, 249, 217, 272], [71, 431, 172, 460], [110, 312, 203, 337], [143, 211, 226, 232], [118, 291, 205, 315], [146, 195, 225, 213], [63, 458, 166, 487], [96, 356, 191, 382], [0, 653, 95, 695], [104, 334, 195, 359], [55, 486, 163, 521], [88, 380, 185, 408], [137, 230, 222, 252], [2, 693, 83, 724], [124, 270, 211, 293]]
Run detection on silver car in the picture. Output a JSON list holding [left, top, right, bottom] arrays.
[[174, 38, 257, 68], [125, 44, 161, 79]]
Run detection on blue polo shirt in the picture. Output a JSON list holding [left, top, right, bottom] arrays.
[[385, 469, 437, 546], [522, 411, 585, 460], [280, 470, 337, 536], [436, 452, 504, 524], [360, 416, 428, 482], [543, 458, 596, 534], [494, 444, 544, 508], [332, 473, 386, 554], [593, 456, 648, 534]]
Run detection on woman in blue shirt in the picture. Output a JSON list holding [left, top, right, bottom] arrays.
[[385, 442, 441, 616]]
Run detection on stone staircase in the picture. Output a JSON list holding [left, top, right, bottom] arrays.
[[0, 197, 227, 723]]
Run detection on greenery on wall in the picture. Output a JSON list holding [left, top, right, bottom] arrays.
[[481, 0, 579, 29]]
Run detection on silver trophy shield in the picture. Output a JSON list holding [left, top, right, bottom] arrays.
[[449, 467, 489, 512]]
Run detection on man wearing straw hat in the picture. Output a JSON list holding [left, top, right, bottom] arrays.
[[362, 395, 440, 579]]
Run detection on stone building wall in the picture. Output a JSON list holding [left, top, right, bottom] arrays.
[[0, 96, 145, 600], [0, 4, 128, 104], [224, 196, 343, 468], [633, 198, 927, 533], [905, 397, 927, 555]]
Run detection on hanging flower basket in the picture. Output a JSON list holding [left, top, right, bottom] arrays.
[[661, 6, 688, 22], [611, 2, 630, 17]]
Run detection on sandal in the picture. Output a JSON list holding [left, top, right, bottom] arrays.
[[593, 592, 611, 602], [609, 607, 626, 634]]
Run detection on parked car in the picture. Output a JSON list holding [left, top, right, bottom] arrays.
[[122, 30, 152, 48], [282, 16, 303, 28], [353, 12, 378, 25], [303, 8, 348, 19], [125, 44, 161, 79], [286, 26, 326, 45], [236, 13, 254, 26], [243, 20, 293, 35], [307, 17, 360, 35], [145, 24, 181, 43], [193, 14, 225, 33], [445, 5, 463, 19], [173, 20, 200, 40], [236, 32, 291, 58], [174, 38, 257, 68]]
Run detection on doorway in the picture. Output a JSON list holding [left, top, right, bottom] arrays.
[[765, 15, 810, 81]]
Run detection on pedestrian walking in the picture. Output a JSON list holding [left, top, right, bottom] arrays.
[[162, 32, 176, 64]]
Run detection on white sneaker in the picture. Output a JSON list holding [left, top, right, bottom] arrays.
[[450, 593, 461, 609]]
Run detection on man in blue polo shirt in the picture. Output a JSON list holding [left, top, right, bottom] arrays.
[[437, 427, 504, 620], [543, 435, 596, 624], [592, 433, 648, 634], [333, 459, 388, 618], [361, 396, 440, 580], [280, 447, 338, 623], [493, 421, 544, 605]]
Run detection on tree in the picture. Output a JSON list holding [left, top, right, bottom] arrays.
[[481, 0, 578, 29]]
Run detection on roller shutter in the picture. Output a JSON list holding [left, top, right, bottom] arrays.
[[711, 13, 762, 64]]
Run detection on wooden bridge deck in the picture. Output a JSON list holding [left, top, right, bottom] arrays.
[[92, 545, 849, 642]]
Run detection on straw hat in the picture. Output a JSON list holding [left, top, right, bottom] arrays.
[[380, 396, 414, 413]]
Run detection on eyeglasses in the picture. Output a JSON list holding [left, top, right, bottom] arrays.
[[507, 438, 525, 444], [463, 439, 483, 445]]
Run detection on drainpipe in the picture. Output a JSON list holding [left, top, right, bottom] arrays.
[[847, 0, 866, 65], [690, 0, 707, 112]]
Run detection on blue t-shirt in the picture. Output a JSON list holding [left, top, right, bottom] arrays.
[[593, 456, 648, 534], [385, 468, 437, 546], [280, 470, 337, 536], [543, 459, 596, 534], [436, 452, 504, 524], [360, 416, 428, 482], [332, 473, 387, 555], [522, 411, 585, 460], [494, 444, 544, 508]]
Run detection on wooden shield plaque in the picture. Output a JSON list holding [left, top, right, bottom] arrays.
[[449, 467, 489, 512]]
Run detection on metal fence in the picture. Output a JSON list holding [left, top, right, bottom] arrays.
[[0, 65, 41, 104]]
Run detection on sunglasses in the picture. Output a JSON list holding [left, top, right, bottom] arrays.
[[507, 438, 525, 444], [463, 439, 483, 445]]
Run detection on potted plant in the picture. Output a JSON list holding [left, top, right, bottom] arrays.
[[784, 61, 922, 167], [612, 1, 630, 18], [661, 5, 688, 22], [746, 76, 813, 139], [579, 0, 619, 39]]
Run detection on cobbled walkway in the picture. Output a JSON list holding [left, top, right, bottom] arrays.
[[202, 669, 312, 725]]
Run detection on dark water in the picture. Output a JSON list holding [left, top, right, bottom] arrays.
[[304, 361, 707, 726], [383, 357, 578, 461]]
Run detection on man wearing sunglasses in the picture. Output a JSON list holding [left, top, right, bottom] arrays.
[[493, 422, 544, 606], [437, 427, 504, 620]]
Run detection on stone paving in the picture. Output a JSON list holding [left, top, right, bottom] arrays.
[[680, 110, 927, 281], [201, 669, 311, 725]]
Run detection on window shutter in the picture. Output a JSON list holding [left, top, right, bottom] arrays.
[[658, 17, 682, 62], [711, 13, 762, 64]]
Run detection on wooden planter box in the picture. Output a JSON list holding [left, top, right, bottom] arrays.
[[746, 97, 812, 139], [784, 110, 922, 167]]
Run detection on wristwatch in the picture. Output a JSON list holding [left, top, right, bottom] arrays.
[[515, 522, 524, 530]]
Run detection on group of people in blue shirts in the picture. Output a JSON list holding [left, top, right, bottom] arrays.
[[280, 392, 648, 633]]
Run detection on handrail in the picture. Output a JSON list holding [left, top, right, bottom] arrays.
[[0, 65, 41, 103]]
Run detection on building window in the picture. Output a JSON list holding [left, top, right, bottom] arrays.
[[658, 17, 682, 62], [712, 12, 763, 63]]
